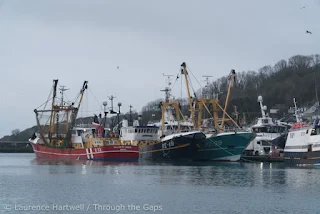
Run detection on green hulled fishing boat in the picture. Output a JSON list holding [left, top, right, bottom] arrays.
[[180, 64, 255, 161]]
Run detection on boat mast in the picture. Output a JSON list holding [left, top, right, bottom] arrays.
[[63, 81, 88, 147], [59, 86, 69, 132], [258, 95, 266, 118], [221, 70, 236, 129], [48, 79, 58, 143], [293, 98, 301, 123], [202, 75, 212, 98], [74, 81, 88, 119], [181, 62, 196, 129], [129, 105, 133, 126], [160, 74, 181, 136], [160, 74, 173, 136]]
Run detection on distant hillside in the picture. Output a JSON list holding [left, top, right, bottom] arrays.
[[0, 126, 38, 141], [141, 54, 320, 124]]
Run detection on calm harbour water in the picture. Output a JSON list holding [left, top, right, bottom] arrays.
[[0, 154, 320, 214]]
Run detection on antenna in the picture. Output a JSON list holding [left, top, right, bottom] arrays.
[[161, 73, 174, 102], [163, 73, 174, 86], [129, 104, 133, 125], [108, 95, 116, 113], [202, 75, 212, 87], [257, 95, 267, 118], [202, 75, 213, 99], [293, 98, 301, 123], [59, 85, 69, 106]]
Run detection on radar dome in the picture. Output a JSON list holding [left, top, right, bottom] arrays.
[[122, 119, 128, 128], [133, 120, 139, 126], [257, 96, 263, 102], [263, 105, 267, 111]]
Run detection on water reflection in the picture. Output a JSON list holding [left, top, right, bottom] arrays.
[[134, 161, 290, 190], [31, 158, 138, 175], [31, 158, 138, 166], [28, 158, 320, 192]]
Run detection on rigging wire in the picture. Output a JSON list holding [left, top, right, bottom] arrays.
[[88, 88, 103, 110], [187, 74, 197, 98], [186, 65, 204, 90], [170, 68, 181, 88], [36, 88, 53, 110], [180, 71, 183, 100]]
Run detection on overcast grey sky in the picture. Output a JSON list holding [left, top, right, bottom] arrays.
[[0, 0, 319, 137]]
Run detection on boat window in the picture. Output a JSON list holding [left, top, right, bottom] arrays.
[[308, 144, 312, 152], [135, 129, 137, 133], [306, 130, 308, 134], [261, 141, 271, 146], [77, 130, 81, 136], [263, 119, 269, 124], [253, 127, 268, 133]]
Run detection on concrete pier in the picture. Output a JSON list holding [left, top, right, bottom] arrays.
[[0, 141, 33, 153]]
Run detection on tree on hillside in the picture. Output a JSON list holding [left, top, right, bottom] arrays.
[[11, 129, 20, 136], [140, 54, 320, 125]]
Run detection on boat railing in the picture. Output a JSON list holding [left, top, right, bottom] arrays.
[[289, 122, 311, 131]]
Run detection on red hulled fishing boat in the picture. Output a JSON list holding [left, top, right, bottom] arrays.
[[29, 80, 139, 161]]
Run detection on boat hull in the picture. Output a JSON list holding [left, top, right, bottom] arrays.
[[139, 132, 205, 160], [31, 144, 139, 161], [284, 151, 320, 166], [194, 132, 256, 161], [283, 126, 320, 166]]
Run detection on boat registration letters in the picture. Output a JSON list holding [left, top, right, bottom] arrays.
[[94, 148, 102, 153], [162, 140, 175, 149]]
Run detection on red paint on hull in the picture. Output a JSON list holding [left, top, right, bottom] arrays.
[[31, 144, 139, 160]]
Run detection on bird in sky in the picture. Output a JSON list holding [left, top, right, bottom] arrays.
[[306, 30, 312, 34], [117, 66, 119, 69]]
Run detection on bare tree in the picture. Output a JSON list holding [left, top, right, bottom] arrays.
[[312, 54, 320, 67], [274, 59, 287, 72], [288, 55, 313, 70], [11, 129, 20, 136]]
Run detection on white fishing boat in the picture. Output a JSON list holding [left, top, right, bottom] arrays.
[[283, 98, 320, 165], [243, 96, 289, 156]]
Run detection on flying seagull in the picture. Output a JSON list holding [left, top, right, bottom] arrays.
[[300, 6, 306, 9], [306, 30, 312, 34], [117, 66, 119, 69]]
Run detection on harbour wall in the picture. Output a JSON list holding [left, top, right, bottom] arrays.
[[0, 141, 33, 153]]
